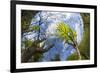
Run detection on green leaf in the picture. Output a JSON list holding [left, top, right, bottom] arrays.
[[22, 39, 33, 48], [31, 25, 40, 31], [56, 22, 77, 44]]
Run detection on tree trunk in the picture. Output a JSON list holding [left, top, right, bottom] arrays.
[[75, 45, 82, 60], [67, 41, 81, 60]]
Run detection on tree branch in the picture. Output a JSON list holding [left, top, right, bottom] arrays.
[[21, 39, 54, 63]]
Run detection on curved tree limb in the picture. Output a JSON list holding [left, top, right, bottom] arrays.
[[21, 39, 54, 63]]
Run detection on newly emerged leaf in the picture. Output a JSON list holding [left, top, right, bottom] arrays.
[[56, 22, 76, 44]]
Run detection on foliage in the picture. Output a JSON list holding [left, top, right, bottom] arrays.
[[56, 22, 82, 60], [22, 39, 33, 49], [78, 27, 90, 59], [78, 13, 90, 59], [56, 22, 77, 44], [21, 10, 38, 35], [67, 52, 79, 60], [31, 25, 40, 31], [67, 13, 90, 60], [67, 52, 86, 60], [33, 52, 43, 62]]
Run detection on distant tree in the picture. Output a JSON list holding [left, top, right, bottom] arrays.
[[21, 11, 55, 62], [56, 22, 81, 60]]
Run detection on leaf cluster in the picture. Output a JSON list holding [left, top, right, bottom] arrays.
[[56, 22, 77, 44]]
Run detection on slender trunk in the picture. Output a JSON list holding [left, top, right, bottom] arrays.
[[75, 45, 81, 60]]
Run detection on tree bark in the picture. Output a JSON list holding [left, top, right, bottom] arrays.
[[75, 45, 82, 60]]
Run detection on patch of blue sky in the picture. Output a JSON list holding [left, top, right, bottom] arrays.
[[42, 47, 58, 61], [42, 38, 75, 61], [24, 32, 38, 41], [60, 45, 75, 61]]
